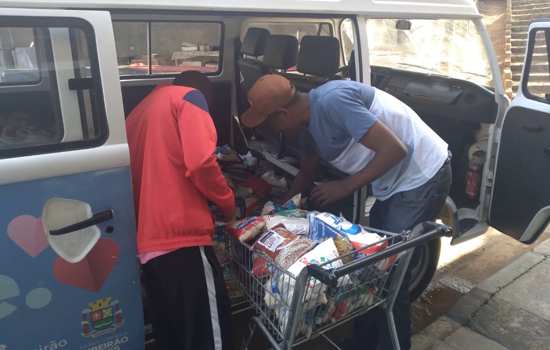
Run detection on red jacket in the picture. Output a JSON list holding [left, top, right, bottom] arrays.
[[126, 85, 235, 254]]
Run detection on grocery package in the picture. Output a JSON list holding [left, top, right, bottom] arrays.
[[216, 145, 241, 163], [333, 235, 354, 264], [252, 227, 299, 277], [308, 212, 387, 255], [266, 216, 309, 236], [265, 239, 344, 330], [228, 216, 267, 243], [240, 151, 258, 168], [261, 170, 288, 189], [286, 238, 343, 278], [261, 194, 301, 215], [275, 237, 316, 270], [276, 209, 309, 218]]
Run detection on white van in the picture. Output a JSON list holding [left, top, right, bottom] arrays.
[[0, 1, 548, 349]]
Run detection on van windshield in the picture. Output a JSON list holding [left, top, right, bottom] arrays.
[[366, 19, 493, 88]]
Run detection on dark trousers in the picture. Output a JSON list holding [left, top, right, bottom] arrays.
[[354, 157, 452, 349], [142, 246, 232, 350]]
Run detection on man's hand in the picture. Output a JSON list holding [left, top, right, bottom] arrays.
[[310, 180, 354, 207]]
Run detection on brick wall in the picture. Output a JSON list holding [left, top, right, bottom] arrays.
[[477, 0, 512, 95]]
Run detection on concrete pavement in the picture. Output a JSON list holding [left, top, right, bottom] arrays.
[[412, 238, 550, 350]]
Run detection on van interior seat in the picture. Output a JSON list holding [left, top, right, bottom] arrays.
[[238, 27, 270, 92], [292, 35, 341, 92], [262, 34, 299, 72], [248, 35, 298, 149]]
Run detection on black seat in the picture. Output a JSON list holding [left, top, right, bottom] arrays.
[[293, 36, 341, 91], [262, 35, 299, 72], [251, 35, 298, 150], [238, 28, 270, 92]]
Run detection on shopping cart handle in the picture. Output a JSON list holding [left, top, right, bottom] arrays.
[[308, 264, 339, 286], [307, 222, 453, 285]]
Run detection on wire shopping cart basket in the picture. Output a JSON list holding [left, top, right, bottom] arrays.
[[225, 221, 452, 350]]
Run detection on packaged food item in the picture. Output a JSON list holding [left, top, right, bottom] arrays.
[[276, 209, 309, 218], [216, 145, 241, 163], [228, 216, 267, 242], [261, 170, 288, 188], [251, 254, 270, 278], [251, 227, 299, 277], [275, 238, 316, 270], [239, 151, 258, 168], [333, 235, 354, 264], [266, 239, 343, 329], [253, 227, 298, 259], [261, 194, 301, 215], [308, 212, 362, 241], [308, 212, 386, 255], [287, 238, 343, 277], [266, 216, 309, 236], [261, 201, 276, 216]]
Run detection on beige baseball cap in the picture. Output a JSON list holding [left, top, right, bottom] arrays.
[[240, 74, 295, 128]]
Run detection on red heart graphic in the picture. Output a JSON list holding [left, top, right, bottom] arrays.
[[53, 238, 119, 292], [7, 215, 49, 257]]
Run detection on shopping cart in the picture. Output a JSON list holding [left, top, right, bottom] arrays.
[[226, 221, 452, 350]]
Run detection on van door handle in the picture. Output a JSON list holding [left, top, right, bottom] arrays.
[[49, 209, 114, 236], [522, 124, 543, 133], [544, 147, 550, 157]]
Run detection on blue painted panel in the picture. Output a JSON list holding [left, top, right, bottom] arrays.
[[0, 167, 144, 350]]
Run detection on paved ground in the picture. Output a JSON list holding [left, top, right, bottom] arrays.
[[411, 227, 549, 333], [412, 233, 550, 350]]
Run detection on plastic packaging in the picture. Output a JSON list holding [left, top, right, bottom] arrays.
[[308, 212, 385, 255], [228, 216, 267, 242], [240, 151, 258, 168], [252, 227, 299, 277], [261, 170, 288, 188], [274, 238, 316, 270], [261, 194, 301, 215], [266, 216, 309, 236]]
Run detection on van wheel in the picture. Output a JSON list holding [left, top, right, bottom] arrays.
[[408, 237, 441, 301]]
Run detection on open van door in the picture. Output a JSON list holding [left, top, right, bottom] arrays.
[[489, 21, 550, 244], [0, 8, 143, 350]]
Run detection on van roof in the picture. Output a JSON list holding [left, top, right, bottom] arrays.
[[0, 0, 481, 18]]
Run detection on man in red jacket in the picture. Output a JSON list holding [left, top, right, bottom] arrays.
[[126, 72, 236, 350]]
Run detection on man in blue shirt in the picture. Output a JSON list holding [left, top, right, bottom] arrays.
[[241, 74, 451, 350]]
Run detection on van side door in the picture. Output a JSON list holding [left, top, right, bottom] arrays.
[[0, 8, 144, 350], [489, 21, 550, 243]]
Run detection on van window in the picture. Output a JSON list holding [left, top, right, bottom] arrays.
[[0, 22, 106, 158], [113, 21, 222, 77], [524, 29, 550, 102], [244, 21, 333, 42], [366, 19, 493, 87], [340, 18, 355, 65], [0, 27, 40, 84]]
